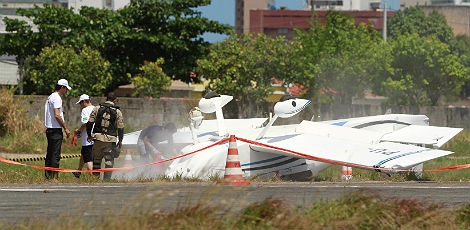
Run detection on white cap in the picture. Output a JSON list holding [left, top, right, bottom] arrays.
[[57, 79, 71, 90], [76, 94, 90, 104]]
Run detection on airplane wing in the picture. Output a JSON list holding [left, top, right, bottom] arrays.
[[252, 120, 456, 171], [121, 130, 141, 146], [251, 133, 453, 171]]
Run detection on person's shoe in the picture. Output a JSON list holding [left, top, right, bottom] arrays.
[[72, 172, 81, 178]]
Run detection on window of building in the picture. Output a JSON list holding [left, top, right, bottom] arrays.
[[431, 0, 455, 4], [277, 28, 288, 34]]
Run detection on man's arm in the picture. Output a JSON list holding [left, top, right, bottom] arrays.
[[86, 107, 97, 141], [75, 123, 86, 135], [143, 136, 161, 154], [86, 122, 94, 141], [117, 128, 124, 148], [116, 109, 124, 148], [54, 108, 70, 138]]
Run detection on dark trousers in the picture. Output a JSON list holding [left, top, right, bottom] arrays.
[[45, 128, 63, 179]]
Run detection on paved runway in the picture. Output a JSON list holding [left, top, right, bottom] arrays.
[[0, 182, 469, 224]]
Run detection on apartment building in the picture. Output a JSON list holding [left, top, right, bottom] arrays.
[[236, 0, 392, 39], [0, 0, 128, 16]]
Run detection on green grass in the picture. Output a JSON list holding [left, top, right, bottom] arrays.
[[0, 156, 97, 183]]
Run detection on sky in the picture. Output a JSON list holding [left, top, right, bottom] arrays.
[[199, 0, 399, 43]]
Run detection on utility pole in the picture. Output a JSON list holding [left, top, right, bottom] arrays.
[[383, 1, 387, 41], [310, 0, 315, 26]]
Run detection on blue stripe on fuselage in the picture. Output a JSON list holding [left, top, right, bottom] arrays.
[[241, 155, 287, 167]]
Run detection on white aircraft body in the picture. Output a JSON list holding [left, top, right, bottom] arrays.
[[121, 92, 462, 180]]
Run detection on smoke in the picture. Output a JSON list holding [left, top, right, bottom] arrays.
[[112, 161, 167, 181]]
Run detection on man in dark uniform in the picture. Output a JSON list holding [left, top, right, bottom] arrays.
[[137, 123, 177, 163], [86, 92, 124, 180]]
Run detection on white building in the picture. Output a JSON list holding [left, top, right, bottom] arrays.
[[431, 0, 470, 5], [0, 55, 18, 85], [303, 0, 383, 11], [68, 0, 130, 13]]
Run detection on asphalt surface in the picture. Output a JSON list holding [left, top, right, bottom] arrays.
[[0, 181, 469, 224]]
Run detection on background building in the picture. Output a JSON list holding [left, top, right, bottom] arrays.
[[237, 0, 394, 40], [235, 0, 274, 34], [0, 0, 128, 16], [250, 9, 395, 41], [0, 0, 67, 15], [68, 0, 129, 13], [304, 0, 382, 11]]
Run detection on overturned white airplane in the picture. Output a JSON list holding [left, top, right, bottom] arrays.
[[122, 92, 462, 181]]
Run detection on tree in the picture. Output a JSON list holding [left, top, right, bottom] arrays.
[[129, 58, 172, 98], [380, 33, 468, 106], [197, 33, 306, 117], [24, 45, 112, 96], [0, 1, 232, 94], [0, 4, 117, 94], [454, 35, 470, 98], [295, 11, 382, 104], [388, 6, 456, 49], [115, 0, 232, 83], [382, 6, 470, 105]]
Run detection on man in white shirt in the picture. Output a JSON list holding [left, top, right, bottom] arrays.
[[44, 79, 71, 179], [72, 94, 94, 178]]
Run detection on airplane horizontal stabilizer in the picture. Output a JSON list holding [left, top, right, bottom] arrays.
[[380, 125, 462, 148]]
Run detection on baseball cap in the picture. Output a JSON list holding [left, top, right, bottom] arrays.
[[76, 94, 90, 104], [57, 79, 71, 90]]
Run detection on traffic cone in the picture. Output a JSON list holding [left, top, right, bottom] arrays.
[[219, 135, 250, 185], [124, 149, 133, 167], [341, 165, 353, 180]]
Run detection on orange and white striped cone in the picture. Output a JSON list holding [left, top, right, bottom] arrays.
[[219, 135, 250, 185], [124, 149, 133, 167], [341, 165, 353, 180]]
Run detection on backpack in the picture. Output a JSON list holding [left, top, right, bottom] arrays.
[[93, 103, 119, 136]]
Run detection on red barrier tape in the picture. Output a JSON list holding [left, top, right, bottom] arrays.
[[425, 164, 470, 172], [0, 135, 467, 174]]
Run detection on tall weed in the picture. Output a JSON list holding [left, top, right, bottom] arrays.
[[0, 87, 29, 135], [0, 87, 46, 154]]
